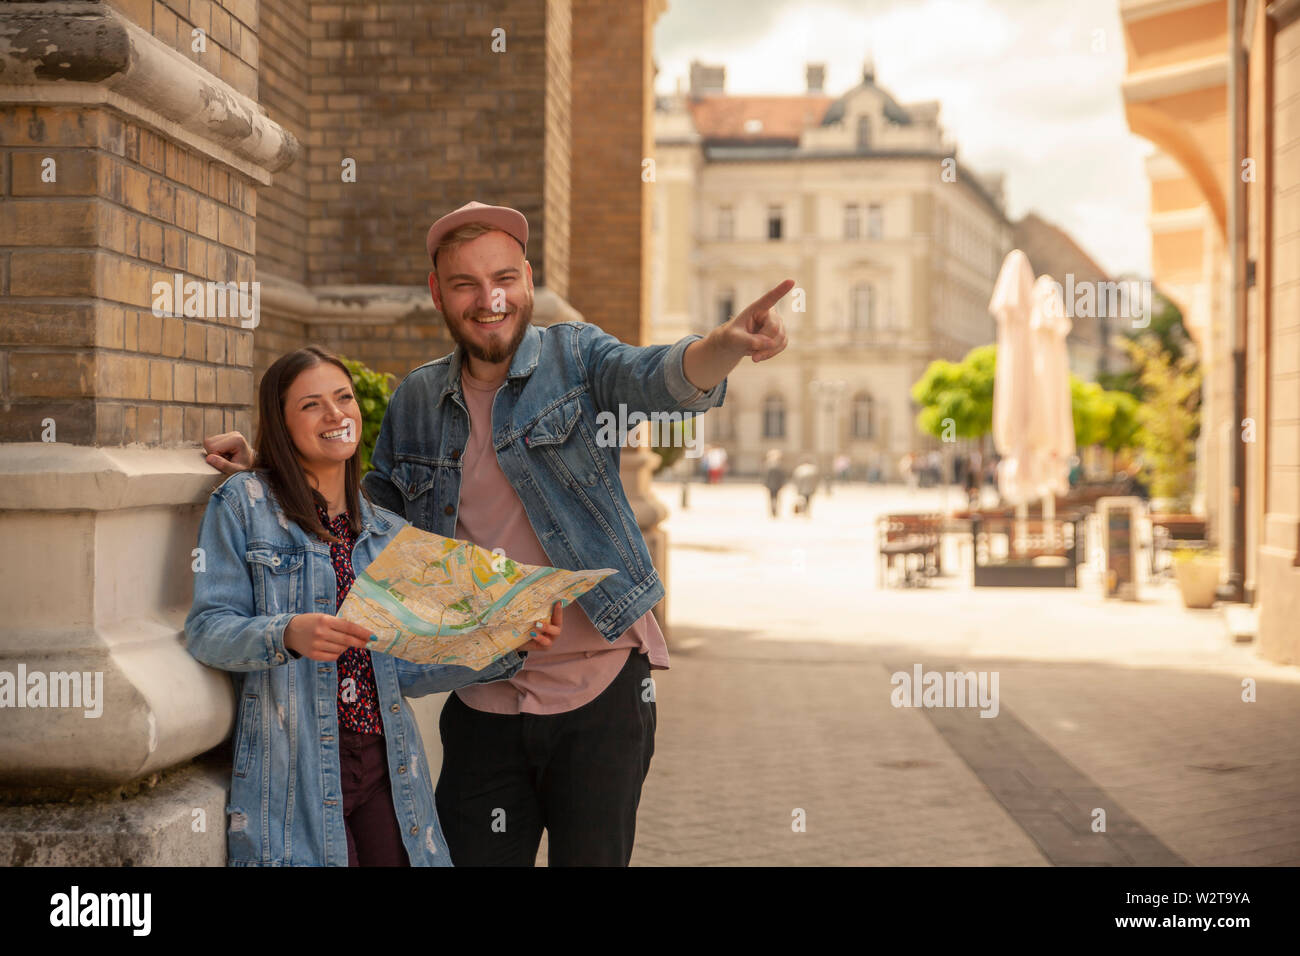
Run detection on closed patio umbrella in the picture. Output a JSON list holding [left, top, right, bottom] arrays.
[[990, 250, 1038, 511], [1028, 275, 1076, 549], [1028, 275, 1075, 500]]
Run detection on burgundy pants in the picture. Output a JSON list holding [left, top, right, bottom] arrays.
[[339, 727, 410, 867]]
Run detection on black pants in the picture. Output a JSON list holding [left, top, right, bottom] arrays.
[[435, 650, 656, 866]]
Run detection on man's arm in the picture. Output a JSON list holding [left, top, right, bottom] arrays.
[[682, 279, 794, 391], [581, 278, 793, 415]]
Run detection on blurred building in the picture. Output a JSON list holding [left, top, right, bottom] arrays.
[[1120, 0, 1300, 664], [652, 60, 1013, 479]]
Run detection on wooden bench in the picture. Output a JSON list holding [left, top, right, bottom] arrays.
[[877, 513, 944, 587]]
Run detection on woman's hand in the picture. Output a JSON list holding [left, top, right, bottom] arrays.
[[203, 431, 254, 475], [283, 614, 373, 661], [517, 601, 563, 652]]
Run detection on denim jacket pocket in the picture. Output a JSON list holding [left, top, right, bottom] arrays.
[[525, 398, 600, 488], [232, 693, 259, 778], [391, 459, 438, 524], [246, 547, 305, 616]]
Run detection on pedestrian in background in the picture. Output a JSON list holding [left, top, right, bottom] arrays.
[[762, 449, 788, 518], [792, 460, 819, 518]]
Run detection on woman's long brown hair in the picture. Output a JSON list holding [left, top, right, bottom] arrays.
[[254, 346, 366, 543]]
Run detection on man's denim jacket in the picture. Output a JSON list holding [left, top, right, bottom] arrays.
[[184, 470, 525, 866], [361, 322, 728, 642]]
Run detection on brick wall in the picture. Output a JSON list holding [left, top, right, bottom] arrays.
[[0, 106, 254, 444], [305, 0, 555, 288], [570, 0, 649, 344], [256, 0, 311, 282], [107, 0, 260, 101]]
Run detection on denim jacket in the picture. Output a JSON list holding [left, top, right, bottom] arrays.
[[184, 470, 525, 866], [361, 322, 727, 642]]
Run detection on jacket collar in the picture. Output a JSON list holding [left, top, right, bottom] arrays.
[[437, 323, 542, 407], [358, 490, 394, 535]]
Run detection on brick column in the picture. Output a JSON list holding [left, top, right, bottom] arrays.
[[570, 0, 673, 635], [0, 0, 296, 862]]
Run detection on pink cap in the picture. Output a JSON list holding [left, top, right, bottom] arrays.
[[425, 201, 529, 264]]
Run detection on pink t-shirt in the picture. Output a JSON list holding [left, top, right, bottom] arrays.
[[452, 361, 669, 715]]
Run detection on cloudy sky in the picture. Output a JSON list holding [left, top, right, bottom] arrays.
[[654, 0, 1154, 277]]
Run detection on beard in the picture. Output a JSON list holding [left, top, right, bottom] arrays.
[[446, 295, 534, 365]]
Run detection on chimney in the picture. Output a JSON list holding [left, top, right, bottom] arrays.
[[806, 63, 825, 94], [862, 56, 875, 84], [689, 60, 726, 97]]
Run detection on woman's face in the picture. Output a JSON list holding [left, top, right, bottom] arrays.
[[283, 362, 360, 472]]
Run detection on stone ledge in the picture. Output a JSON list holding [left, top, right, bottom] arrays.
[[0, 1, 297, 182], [0, 754, 228, 865], [0, 443, 219, 512]]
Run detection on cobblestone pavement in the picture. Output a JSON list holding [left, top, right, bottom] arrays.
[[614, 480, 1300, 867]]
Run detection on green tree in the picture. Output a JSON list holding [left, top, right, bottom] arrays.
[[910, 344, 997, 443], [1071, 378, 1114, 449], [1102, 389, 1141, 453], [911, 344, 1143, 456], [1124, 335, 1201, 507], [340, 356, 394, 475]]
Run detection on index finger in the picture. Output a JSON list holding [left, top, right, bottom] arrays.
[[551, 601, 563, 625], [752, 279, 795, 312]]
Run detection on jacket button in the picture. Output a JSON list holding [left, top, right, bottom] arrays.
[[443, 504, 454, 515], [271, 556, 281, 566], [391, 704, 400, 713], [398, 765, 406, 774], [451, 449, 460, 460], [275, 653, 285, 663], [410, 825, 418, 835]]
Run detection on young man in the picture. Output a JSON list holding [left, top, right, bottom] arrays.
[[204, 200, 791, 865]]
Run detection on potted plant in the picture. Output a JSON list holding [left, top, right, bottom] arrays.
[[1172, 547, 1221, 608]]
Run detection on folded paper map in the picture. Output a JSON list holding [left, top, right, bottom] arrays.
[[336, 524, 617, 670]]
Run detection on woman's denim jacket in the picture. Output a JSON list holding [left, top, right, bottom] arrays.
[[184, 470, 525, 866], [361, 322, 727, 642]]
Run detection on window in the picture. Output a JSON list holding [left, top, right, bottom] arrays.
[[856, 116, 872, 150], [852, 393, 875, 439], [762, 394, 786, 439], [717, 206, 734, 240], [767, 205, 783, 240], [844, 203, 861, 239], [716, 290, 735, 326], [867, 204, 883, 239], [850, 284, 874, 332]]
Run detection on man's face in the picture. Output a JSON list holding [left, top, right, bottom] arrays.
[[429, 230, 534, 366]]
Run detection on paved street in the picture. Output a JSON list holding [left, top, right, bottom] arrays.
[[616, 479, 1300, 866]]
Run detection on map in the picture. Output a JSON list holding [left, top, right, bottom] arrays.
[[336, 525, 617, 670]]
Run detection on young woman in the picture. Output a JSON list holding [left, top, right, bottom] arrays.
[[185, 346, 559, 866]]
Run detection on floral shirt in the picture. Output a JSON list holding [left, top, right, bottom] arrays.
[[316, 504, 383, 735]]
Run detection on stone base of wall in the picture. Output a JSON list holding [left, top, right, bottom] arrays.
[[0, 754, 228, 865]]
